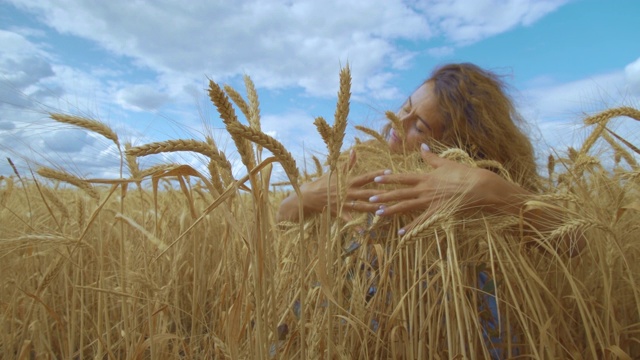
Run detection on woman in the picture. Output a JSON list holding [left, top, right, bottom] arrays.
[[278, 63, 583, 255]]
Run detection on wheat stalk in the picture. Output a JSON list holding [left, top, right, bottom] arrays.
[[37, 167, 100, 200], [50, 113, 120, 148]]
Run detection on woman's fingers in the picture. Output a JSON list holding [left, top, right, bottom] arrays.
[[420, 143, 447, 168], [368, 187, 420, 204], [342, 200, 380, 213], [373, 173, 423, 186], [349, 169, 390, 187]]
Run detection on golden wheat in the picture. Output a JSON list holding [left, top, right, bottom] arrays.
[[3, 69, 640, 359], [226, 121, 299, 184], [36, 167, 100, 200], [355, 125, 387, 145], [224, 84, 251, 121], [50, 113, 120, 148], [244, 75, 262, 132], [208, 79, 256, 170]]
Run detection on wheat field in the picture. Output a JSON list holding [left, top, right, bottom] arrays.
[[1, 69, 639, 359]]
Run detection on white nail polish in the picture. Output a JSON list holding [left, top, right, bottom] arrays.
[[375, 209, 384, 216], [383, 169, 392, 175], [421, 143, 430, 151], [398, 229, 406, 236], [369, 196, 378, 202], [374, 176, 383, 183]]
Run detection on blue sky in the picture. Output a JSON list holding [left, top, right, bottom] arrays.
[[1, 0, 639, 180]]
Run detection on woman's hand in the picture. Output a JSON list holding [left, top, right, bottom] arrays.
[[276, 150, 386, 222], [369, 143, 527, 235]]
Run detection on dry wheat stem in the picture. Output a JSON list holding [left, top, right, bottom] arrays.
[[50, 113, 120, 148]]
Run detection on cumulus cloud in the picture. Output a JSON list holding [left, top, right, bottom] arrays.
[[4, 0, 569, 99], [43, 129, 94, 153], [1, 0, 577, 177], [625, 57, 640, 94], [519, 57, 640, 151], [116, 84, 170, 111], [418, 0, 571, 44]]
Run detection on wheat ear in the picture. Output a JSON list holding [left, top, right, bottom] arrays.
[[126, 139, 229, 167], [583, 106, 640, 125], [386, 111, 405, 143], [50, 113, 120, 148], [355, 125, 387, 145], [37, 167, 100, 200], [328, 66, 351, 170], [226, 121, 299, 184], [224, 85, 251, 121], [208, 79, 256, 169], [244, 75, 261, 131]]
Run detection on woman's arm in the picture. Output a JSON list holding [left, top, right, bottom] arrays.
[[276, 153, 385, 222], [369, 144, 585, 256]]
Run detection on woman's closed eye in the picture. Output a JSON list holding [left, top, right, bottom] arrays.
[[414, 118, 431, 134]]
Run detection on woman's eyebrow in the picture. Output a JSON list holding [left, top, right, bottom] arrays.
[[418, 117, 431, 130]]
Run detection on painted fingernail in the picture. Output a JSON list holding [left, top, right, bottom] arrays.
[[398, 228, 406, 236], [375, 208, 385, 216], [369, 195, 379, 203], [374, 176, 384, 183], [421, 143, 430, 152], [383, 169, 392, 175]]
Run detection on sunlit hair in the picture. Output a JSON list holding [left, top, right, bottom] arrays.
[[384, 63, 538, 191]]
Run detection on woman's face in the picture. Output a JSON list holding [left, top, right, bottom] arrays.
[[388, 81, 443, 153]]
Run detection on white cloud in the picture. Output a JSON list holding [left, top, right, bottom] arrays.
[[5, 0, 570, 100], [1, 0, 578, 178], [625, 57, 640, 94], [116, 84, 170, 111], [520, 57, 640, 151], [6, 0, 432, 98], [427, 46, 455, 58], [418, 0, 570, 44]]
